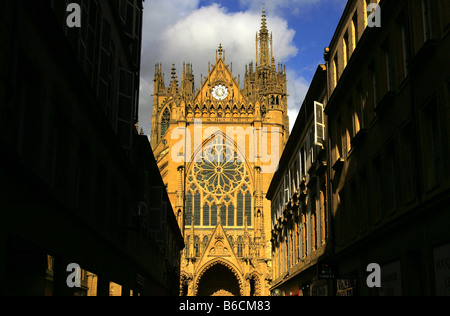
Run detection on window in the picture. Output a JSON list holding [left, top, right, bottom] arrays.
[[422, 99, 442, 190], [343, 31, 350, 67], [350, 179, 358, 237], [237, 236, 244, 257], [319, 190, 326, 245], [333, 53, 339, 88], [237, 192, 244, 226], [369, 61, 378, 108], [382, 39, 394, 92], [284, 173, 290, 203], [359, 170, 369, 232], [300, 146, 306, 178], [400, 123, 417, 203], [211, 203, 217, 226], [228, 204, 235, 226], [314, 101, 325, 147], [189, 137, 251, 227], [290, 165, 295, 194], [385, 140, 398, 214], [346, 109, 352, 152], [357, 83, 366, 130], [335, 116, 343, 160], [203, 203, 210, 226], [186, 192, 192, 226], [422, 0, 432, 41], [401, 21, 409, 78], [352, 12, 358, 50], [220, 204, 226, 225], [309, 129, 315, 163], [337, 189, 346, 243], [371, 155, 383, 223], [349, 97, 360, 139], [311, 196, 317, 251], [161, 107, 170, 138], [194, 192, 201, 226], [245, 192, 252, 226]]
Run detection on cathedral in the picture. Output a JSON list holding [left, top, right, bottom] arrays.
[[150, 11, 289, 296]]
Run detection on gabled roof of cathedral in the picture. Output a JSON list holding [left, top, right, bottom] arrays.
[[194, 221, 242, 276], [193, 44, 247, 104]]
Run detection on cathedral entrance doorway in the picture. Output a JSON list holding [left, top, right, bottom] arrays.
[[196, 262, 242, 296]]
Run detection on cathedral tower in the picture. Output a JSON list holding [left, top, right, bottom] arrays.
[[150, 11, 289, 296]]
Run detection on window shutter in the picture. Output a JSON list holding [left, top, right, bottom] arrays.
[[314, 101, 325, 147]]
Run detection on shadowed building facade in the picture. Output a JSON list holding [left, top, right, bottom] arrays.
[[268, 0, 450, 296], [0, 0, 184, 296], [150, 11, 289, 296]]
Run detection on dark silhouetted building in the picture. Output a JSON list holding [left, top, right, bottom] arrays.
[[324, 0, 450, 296], [0, 0, 183, 296]]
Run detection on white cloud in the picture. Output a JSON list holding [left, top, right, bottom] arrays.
[[239, 0, 323, 17], [286, 70, 309, 132], [138, 1, 307, 136]]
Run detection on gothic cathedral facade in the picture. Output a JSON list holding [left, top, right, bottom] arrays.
[[150, 11, 289, 296]]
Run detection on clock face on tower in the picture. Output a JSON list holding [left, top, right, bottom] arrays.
[[212, 85, 229, 100]]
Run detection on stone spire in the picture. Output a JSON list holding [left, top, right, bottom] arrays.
[[257, 10, 271, 68]]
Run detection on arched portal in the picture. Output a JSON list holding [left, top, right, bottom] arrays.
[[195, 261, 243, 296], [249, 273, 262, 296]]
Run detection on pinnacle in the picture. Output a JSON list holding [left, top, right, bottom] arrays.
[[260, 9, 268, 33]]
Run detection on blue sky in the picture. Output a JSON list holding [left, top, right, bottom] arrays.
[[139, 0, 347, 135], [197, 0, 346, 81]]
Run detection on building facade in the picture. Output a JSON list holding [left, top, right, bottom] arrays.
[[324, 0, 450, 296], [150, 11, 289, 296], [268, 0, 450, 296], [267, 65, 330, 296], [0, 0, 183, 296]]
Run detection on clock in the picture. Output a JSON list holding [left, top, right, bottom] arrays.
[[212, 85, 229, 100]]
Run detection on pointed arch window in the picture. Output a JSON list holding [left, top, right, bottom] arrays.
[[245, 192, 252, 226], [186, 192, 193, 226], [203, 203, 210, 226], [237, 236, 244, 257], [211, 203, 217, 226], [194, 192, 201, 226], [228, 204, 235, 226], [237, 192, 244, 226], [185, 136, 253, 228], [161, 108, 170, 138]]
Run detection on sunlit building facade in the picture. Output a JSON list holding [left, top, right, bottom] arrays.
[[150, 11, 289, 296]]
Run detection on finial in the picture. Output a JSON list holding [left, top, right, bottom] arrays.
[[171, 63, 176, 80], [261, 6, 267, 31], [218, 43, 223, 59]]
